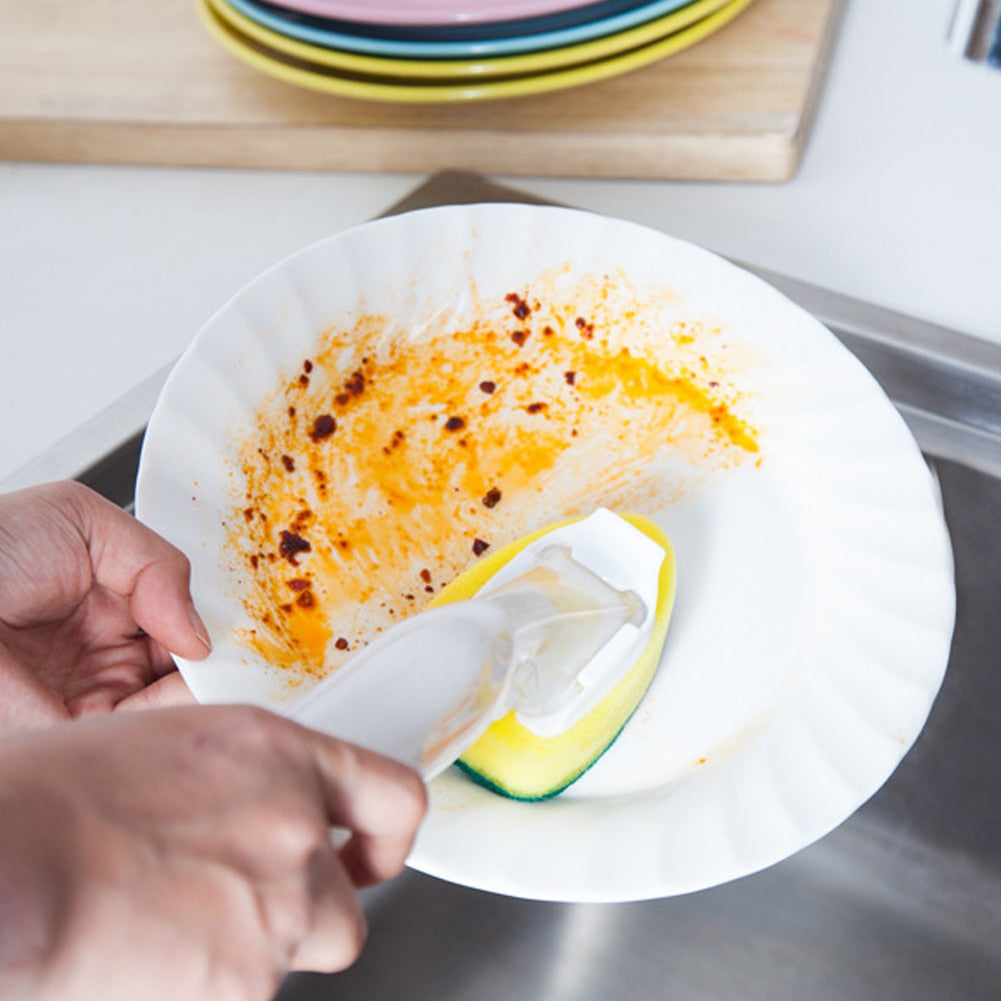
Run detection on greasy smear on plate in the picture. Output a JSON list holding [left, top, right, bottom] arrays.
[[227, 269, 761, 688]]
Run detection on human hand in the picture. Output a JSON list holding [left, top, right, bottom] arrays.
[[0, 704, 427, 1001], [0, 481, 211, 728]]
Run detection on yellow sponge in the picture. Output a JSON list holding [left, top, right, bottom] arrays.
[[430, 512, 676, 801]]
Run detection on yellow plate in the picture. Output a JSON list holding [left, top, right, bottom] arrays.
[[199, 0, 752, 102], [198, 0, 755, 102], [208, 0, 734, 81]]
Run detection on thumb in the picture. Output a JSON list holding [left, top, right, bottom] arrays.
[[73, 486, 213, 662], [129, 561, 214, 662]]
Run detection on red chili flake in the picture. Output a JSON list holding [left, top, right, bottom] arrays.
[[404, 593, 415, 601], [281, 454, 295, 473], [334, 637, 349, 651], [708, 380, 720, 389], [279, 530, 311, 566], [482, 487, 502, 509], [287, 578, 310, 592], [298, 374, 310, 387], [303, 359, 313, 373], [419, 569, 432, 584], [333, 369, 367, 408], [564, 371, 577, 386], [243, 507, 255, 521], [505, 292, 532, 319], [383, 429, 406, 455], [575, 317, 594, 339], [444, 416, 466, 432], [542, 325, 556, 337], [287, 406, 296, 417], [510, 329, 529, 347], [472, 538, 490, 556], [249, 554, 260, 570], [425, 585, 435, 593], [479, 380, 496, 394], [308, 414, 336, 442], [295, 590, 315, 609], [526, 402, 548, 414]]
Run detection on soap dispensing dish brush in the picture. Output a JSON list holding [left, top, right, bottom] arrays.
[[290, 508, 667, 780]]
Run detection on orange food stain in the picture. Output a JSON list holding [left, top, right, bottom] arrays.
[[226, 272, 761, 687]]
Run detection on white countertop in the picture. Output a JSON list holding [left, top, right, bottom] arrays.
[[2, 0, 999, 486]]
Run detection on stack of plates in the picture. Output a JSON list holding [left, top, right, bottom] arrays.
[[197, 0, 757, 103]]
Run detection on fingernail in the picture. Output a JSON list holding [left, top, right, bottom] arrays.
[[188, 602, 213, 652]]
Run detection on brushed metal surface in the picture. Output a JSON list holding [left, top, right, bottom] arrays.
[[274, 456, 1000, 1001]]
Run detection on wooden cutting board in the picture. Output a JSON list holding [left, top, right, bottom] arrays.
[[0, 0, 843, 180]]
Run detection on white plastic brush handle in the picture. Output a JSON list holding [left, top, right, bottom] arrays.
[[291, 600, 514, 779]]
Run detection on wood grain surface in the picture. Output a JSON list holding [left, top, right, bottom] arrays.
[[0, 0, 844, 180]]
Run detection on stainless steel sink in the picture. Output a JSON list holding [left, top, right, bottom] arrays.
[[280, 461, 1001, 1001], [68, 174, 1001, 1001]]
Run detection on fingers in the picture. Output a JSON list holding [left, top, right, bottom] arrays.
[[280, 728, 427, 973], [196, 711, 424, 975], [66, 483, 213, 662], [306, 733, 428, 889], [115, 670, 197, 713], [0, 702, 425, 987], [286, 845, 368, 973]]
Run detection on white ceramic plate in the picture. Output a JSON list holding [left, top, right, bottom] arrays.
[[135, 204, 955, 903]]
